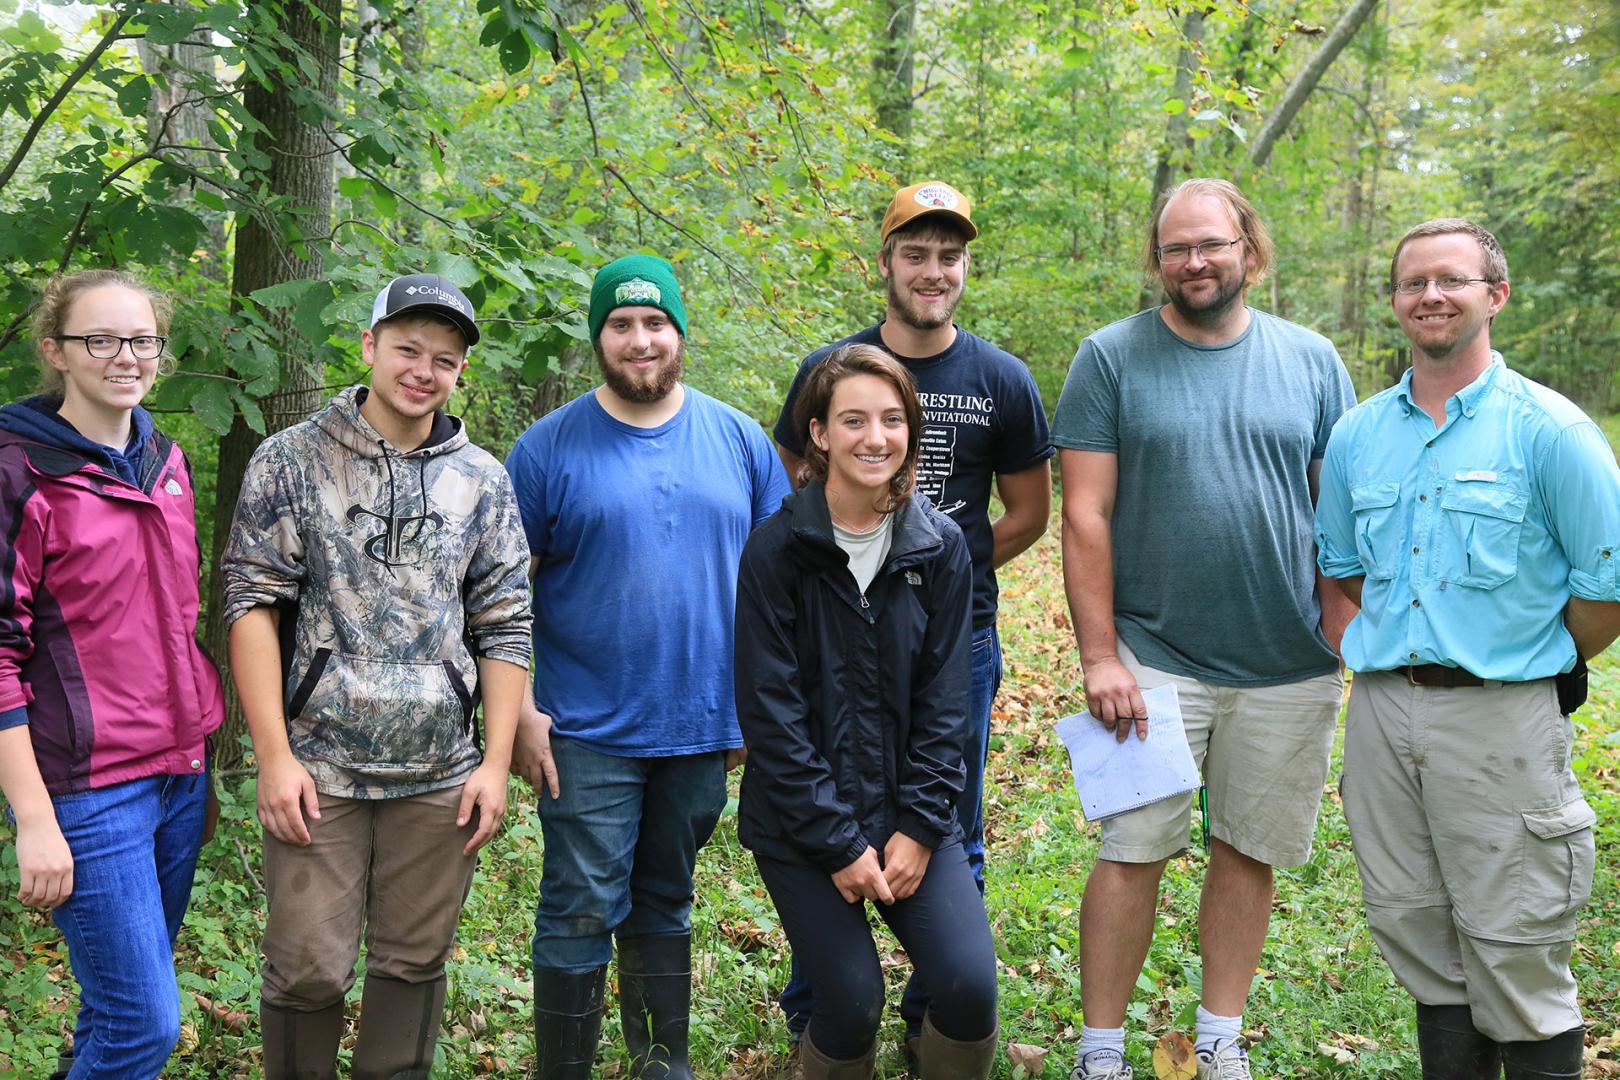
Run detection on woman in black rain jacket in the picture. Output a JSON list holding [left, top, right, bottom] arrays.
[[734, 344, 998, 1080]]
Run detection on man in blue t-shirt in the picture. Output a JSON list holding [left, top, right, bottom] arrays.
[[773, 180, 1055, 1058], [505, 255, 789, 1080], [1052, 179, 1356, 1080]]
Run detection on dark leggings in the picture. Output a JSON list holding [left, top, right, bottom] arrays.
[[755, 841, 998, 1059]]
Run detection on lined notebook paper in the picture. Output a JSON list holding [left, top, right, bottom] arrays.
[[1056, 683, 1200, 822]]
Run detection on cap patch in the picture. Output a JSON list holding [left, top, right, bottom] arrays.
[[403, 283, 469, 314], [912, 184, 960, 210], [615, 278, 662, 306]]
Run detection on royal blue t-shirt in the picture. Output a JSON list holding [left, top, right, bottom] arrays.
[[774, 324, 1053, 630], [505, 387, 790, 756]]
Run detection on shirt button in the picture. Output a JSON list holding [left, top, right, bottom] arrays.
[[1434, 486, 1442, 493], [1409, 652, 1419, 660], [1412, 546, 1420, 554], [1411, 599, 1421, 607], [1604, 550, 1613, 559], [1420, 494, 1428, 502], [190, 759, 203, 770]]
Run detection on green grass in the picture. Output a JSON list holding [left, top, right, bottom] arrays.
[[4, 522, 1619, 1077]]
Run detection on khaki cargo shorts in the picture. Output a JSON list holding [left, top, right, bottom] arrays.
[[1096, 639, 1343, 868]]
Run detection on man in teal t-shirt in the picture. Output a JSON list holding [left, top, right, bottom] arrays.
[[1053, 179, 1355, 1080], [505, 255, 789, 1080]]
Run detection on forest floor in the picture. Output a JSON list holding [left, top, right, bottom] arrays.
[[4, 504, 1620, 1078]]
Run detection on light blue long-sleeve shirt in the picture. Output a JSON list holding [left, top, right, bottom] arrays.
[[1316, 357, 1620, 679]]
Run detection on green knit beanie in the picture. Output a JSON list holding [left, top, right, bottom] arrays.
[[588, 255, 687, 342]]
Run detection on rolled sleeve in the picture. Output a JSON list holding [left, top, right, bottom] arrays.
[[1541, 423, 1620, 601], [0, 705, 28, 731], [1314, 430, 1364, 578]]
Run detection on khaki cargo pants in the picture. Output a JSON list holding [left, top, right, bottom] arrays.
[[1342, 671, 1596, 1042]]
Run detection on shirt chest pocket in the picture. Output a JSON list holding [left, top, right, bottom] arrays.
[[1350, 481, 1403, 580], [1436, 481, 1528, 590]]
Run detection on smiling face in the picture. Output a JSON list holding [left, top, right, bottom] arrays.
[[360, 315, 467, 443], [1156, 193, 1252, 326], [880, 231, 968, 333], [809, 373, 910, 504], [40, 285, 161, 422], [596, 305, 685, 405], [1391, 232, 1509, 365]]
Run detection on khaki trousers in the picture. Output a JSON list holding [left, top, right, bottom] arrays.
[[1342, 671, 1596, 1041], [260, 784, 478, 1009]]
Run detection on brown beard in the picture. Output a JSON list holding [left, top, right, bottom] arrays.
[[595, 338, 686, 404]]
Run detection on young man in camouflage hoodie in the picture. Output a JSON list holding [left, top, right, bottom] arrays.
[[222, 275, 532, 1079]]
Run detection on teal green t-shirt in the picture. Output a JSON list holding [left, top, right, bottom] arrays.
[[1052, 307, 1355, 686]]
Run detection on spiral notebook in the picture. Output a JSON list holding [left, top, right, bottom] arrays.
[[1055, 683, 1200, 822]]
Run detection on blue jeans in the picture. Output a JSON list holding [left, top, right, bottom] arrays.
[[781, 624, 1003, 1035], [532, 736, 726, 973], [47, 773, 209, 1078]]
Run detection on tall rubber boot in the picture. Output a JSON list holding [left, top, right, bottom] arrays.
[[1416, 1003, 1501, 1079], [916, 1015, 998, 1080], [797, 1029, 877, 1080], [1500, 1027, 1585, 1080], [261, 1000, 346, 1080], [618, 933, 695, 1080], [351, 974, 447, 1080], [535, 965, 607, 1080]]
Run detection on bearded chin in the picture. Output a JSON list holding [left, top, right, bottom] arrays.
[[597, 340, 686, 404], [889, 281, 957, 331]]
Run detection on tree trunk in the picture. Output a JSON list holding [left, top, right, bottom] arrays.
[[1136, 7, 1205, 311], [1249, 0, 1381, 169], [204, 0, 341, 766], [872, 0, 915, 149], [136, 38, 228, 276]]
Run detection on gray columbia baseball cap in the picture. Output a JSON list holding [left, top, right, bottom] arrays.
[[369, 273, 480, 348]]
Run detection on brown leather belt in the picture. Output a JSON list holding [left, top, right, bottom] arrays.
[[1403, 664, 1486, 688]]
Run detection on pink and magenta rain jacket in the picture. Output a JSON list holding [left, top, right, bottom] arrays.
[[0, 398, 224, 796]]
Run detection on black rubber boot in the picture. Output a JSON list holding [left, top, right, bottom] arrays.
[[351, 973, 447, 1079], [618, 933, 695, 1080], [1416, 1003, 1501, 1079], [261, 1000, 346, 1080], [535, 965, 607, 1080], [1500, 1026, 1585, 1079], [46, 1045, 72, 1080]]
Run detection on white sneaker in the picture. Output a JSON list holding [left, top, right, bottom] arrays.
[[1196, 1038, 1253, 1080], [1071, 1049, 1133, 1080]]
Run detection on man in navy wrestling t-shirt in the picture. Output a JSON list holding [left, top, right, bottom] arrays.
[[773, 180, 1054, 1061]]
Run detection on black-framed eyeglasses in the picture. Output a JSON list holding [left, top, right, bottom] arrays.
[[54, 334, 167, 360], [1389, 276, 1493, 296]]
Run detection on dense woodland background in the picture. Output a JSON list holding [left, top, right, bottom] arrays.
[[3, 0, 1618, 762], [2, 1, 1620, 1075]]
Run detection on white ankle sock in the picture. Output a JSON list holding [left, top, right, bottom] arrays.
[[1078, 1024, 1126, 1061], [1195, 1006, 1243, 1054]]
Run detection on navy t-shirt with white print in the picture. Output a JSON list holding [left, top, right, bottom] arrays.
[[774, 323, 1053, 630]]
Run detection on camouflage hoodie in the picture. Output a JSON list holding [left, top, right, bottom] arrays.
[[222, 386, 532, 798]]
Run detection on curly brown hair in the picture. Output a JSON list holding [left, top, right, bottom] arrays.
[[792, 343, 922, 513]]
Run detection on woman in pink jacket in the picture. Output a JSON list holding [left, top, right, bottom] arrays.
[[0, 270, 225, 1079]]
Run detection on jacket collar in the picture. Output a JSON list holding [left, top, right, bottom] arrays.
[[785, 480, 945, 571]]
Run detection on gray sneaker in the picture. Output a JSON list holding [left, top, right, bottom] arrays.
[[1071, 1049, 1134, 1080], [1196, 1038, 1253, 1080]]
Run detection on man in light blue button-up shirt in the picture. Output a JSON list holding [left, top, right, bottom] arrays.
[[1316, 218, 1620, 1079]]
